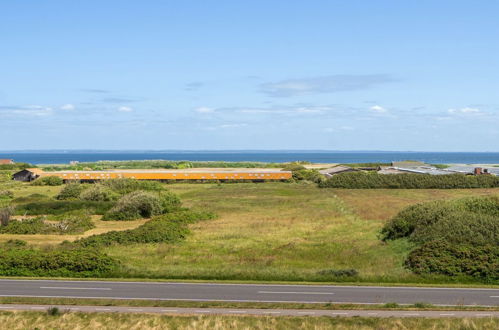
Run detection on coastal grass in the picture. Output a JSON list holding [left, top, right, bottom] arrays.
[[103, 183, 499, 283], [1, 296, 498, 311], [1, 311, 498, 330]]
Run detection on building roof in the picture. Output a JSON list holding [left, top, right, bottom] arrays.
[[0, 159, 14, 165]]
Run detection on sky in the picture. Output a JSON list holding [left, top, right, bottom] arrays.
[[1, 0, 498, 151]]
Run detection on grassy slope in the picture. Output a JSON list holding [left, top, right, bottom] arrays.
[[1, 311, 498, 330], [104, 183, 498, 282]]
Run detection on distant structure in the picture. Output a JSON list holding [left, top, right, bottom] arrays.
[[0, 159, 14, 165], [319, 166, 358, 178], [12, 168, 292, 182]]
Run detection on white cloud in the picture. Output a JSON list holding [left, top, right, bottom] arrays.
[[370, 105, 387, 113], [194, 106, 215, 113], [118, 106, 133, 112], [260, 74, 395, 97], [448, 107, 480, 114], [0, 105, 53, 117], [60, 104, 75, 111]]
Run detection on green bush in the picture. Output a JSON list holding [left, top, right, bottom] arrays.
[[292, 169, 323, 183], [405, 240, 499, 280], [381, 196, 499, 242], [74, 210, 216, 247], [101, 179, 165, 195], [382, 195, 499, 280], [31, 176, 64, 186], [0, 245, 118, 277], [56, 182, 86, 200], [103, 190, 181, 220], [79, 184, 118, 202], [319, 172, 499, 189], [11, 193, 51, 204], [15, 200, 114, 215], [0, 211, 95, 235]]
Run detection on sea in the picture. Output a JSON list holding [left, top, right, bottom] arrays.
[[1, 151, 499, 165]]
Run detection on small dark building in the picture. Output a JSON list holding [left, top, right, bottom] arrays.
[[12, 169, 39, 182]]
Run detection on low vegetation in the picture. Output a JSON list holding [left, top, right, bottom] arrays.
[[0, 240, 118, 277], [382, 196, 499, 280], [320, 172, 499, 189], [0, 211, 95, 235], [31, 176, 64, 186], [1, 311, 498, 330]]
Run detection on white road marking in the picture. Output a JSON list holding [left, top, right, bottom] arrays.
[[490, 296, 499, 298], [228, 310, 246, 313], [128, 309, 143, 312], [195, 310, 211, 313], [439, 313, 455, 316], [258, 291, 334, 295], [475, 314, 492, 316], [367, 313, 378, 315], [404, 313, 420, 316], [265, 311, 281, 314], [95, 308, 111, 311], [161, 309, 178, 312], [40, 287, 112, 291], [330, 312, 348, 315], [298, 311, 315, 314]]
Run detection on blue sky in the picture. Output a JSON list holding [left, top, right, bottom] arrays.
[[1, 0, 498, 151]]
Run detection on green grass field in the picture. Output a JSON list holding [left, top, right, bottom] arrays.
[[1, 180, 498, 283], [102, 183, 497, 282], [1, 311, 498, 330]]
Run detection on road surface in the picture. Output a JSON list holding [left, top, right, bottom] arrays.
[[0, 280, 498, 306], [0, 304, 498, 318]]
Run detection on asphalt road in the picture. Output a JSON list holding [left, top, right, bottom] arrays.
[[1, 304, 498, 318], [0, 280, 498, 306]]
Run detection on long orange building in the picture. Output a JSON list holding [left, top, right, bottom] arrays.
[[14, 168, 292, 182]]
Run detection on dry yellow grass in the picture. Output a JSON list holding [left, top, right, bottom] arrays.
[[0, 311, 498, 330], [0, 216, 148, 245], [334, 188, 499, 220]]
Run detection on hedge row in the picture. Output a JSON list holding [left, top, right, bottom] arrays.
[[0, 243, 118, 277], [15, 200, 114, 215], [319, 172, 499, 189]]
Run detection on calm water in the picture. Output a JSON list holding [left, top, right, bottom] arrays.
[[1, 151, 499, 165]]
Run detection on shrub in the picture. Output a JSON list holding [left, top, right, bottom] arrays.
[[0, 246, 119, 277], [31, 176, 64, 186], [292, 169, 324, 183], [103, 190, 181, 220], [0, 211, 94, 235], [79, 184, 118, 202], [15, 200, 114, 215], [74, 210, 216, 247], [319, 172, 499, 189], [101, 179, 165, 195], [102, 191, 163, 220], [0, 206, 14, 226], [405, 240, 499, 280], [382, 195, 499, 280], [56, 182, 86, 200]]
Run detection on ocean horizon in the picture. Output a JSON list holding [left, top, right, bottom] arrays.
[[1, 151, 499, 165]]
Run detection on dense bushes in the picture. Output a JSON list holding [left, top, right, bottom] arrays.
[[0, 243, 118, 277], [101, 179, 166, 195], [102, 191, 181, 220], [31, 176, 64, 186], [79, 184, 118, 201], [0, 211, 95, 235], [405, 241, 498, 280], [74, 210, 216, 247], [15, 200, 114, 215], [382, 195, 499, 279], [319, 172, 499, 189], [56, 182, 86, 200]]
